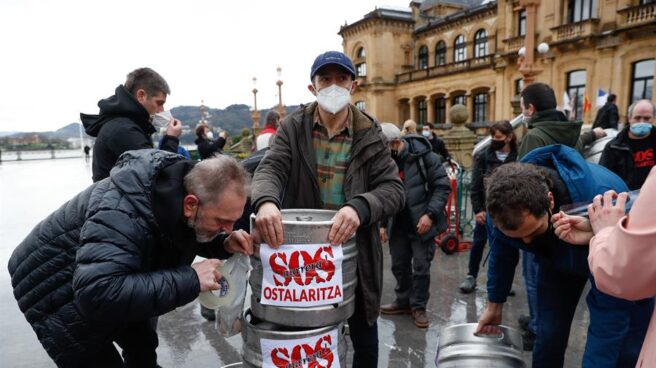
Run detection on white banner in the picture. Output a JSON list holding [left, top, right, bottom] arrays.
[[260, 243, 344, 307], [261, 328, 341, 368]]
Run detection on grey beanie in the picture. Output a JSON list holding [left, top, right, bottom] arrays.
[[380, 123, 401, 141]]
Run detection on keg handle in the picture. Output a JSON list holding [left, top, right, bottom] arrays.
[[476, 331, 505, 341], [295, 216, 313, 221]]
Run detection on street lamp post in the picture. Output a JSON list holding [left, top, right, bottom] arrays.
[[252, 77, 260, 130], [276, 66, 285, 117]]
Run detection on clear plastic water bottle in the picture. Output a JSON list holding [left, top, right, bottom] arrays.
[[561, 189, 640, 217], [198, 259, 237, 309]]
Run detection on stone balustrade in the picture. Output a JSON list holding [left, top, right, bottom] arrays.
[[618, 2, 656, 28], [550, 18, 599, 42]]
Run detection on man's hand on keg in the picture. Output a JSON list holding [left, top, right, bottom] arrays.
[[474, 302, 503, 336], [329, 206, 360, 246], [255, 202, 284, 248]]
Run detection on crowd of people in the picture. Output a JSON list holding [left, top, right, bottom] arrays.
[[6, 51, 655, 368]]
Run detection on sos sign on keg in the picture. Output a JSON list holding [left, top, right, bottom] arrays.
[[260, 243, 344, 306], [261, 328, 340, 368]]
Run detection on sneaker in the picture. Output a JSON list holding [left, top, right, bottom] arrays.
[[380, 301, 411, 315], [200, 305, 215, 321], [412, 309, 430, 328], [522, 330, 536, 351], [459, 275, 476, 294], [518, 314, 531, 331]]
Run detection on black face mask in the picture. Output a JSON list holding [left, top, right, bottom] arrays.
[[490, 139, 506, 151], [390, 149, 399, 159]]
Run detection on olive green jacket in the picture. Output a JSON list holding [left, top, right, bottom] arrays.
[[252, 102, 405, 326]]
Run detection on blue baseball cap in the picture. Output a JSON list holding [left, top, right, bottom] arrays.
[[310, 51, 356, 80]]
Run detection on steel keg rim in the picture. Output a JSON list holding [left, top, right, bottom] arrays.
[[439, 323, 523, 350], [243, 308, 345, 336], [250, 209, 338, 226]]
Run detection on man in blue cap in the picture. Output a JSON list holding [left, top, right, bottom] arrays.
[[251, 51, 404, 367]]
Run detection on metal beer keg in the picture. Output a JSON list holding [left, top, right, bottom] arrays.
[[436, 323, 525, 368], [249, 209, 358, 328], [241, 309, 347, 368]]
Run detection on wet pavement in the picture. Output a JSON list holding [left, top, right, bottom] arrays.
[[0, 157, 590, 367]]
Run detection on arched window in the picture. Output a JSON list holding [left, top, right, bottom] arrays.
[[418, 45, 429, 69], [515, 78, 524, 96], [474, 29, 488, 58], [518, 10, 526, 36], [355, 100, 366, 111], [454, 35, 466, 62], [354, 47, 366, 77], [417, 98, 428, 124], [434, 97, 446, 125], [630, 59, 655, 103], [435, 41, 446, 66], [567, 0, 598, 23], [473, 93, 488, 122], [452, 94, 466, 106], [356, 63, 367, 77], [567, 70, 587, 120]]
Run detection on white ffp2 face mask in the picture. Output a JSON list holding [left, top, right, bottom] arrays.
[[316, 84, 351, 114], [152, 110, 173, 129]]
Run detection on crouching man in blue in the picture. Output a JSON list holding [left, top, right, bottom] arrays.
[[475, 145, 653, 368], [8, 150, 253, 368], [378, 123, 451, 328]]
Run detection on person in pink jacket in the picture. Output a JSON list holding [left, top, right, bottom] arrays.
[[553, 166, 656, 367]]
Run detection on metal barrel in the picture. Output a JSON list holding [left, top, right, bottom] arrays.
[[435, 324, 526, 368], [241, 309, 347, 368], [249, 209, 358, 328]]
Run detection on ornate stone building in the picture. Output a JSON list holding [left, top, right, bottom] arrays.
[[339, 0, 656, 125]]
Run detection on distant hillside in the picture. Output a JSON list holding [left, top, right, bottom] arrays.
[[3, 123, 86, 140], [52, 123, 84, 138], [0, 131, 20, 137], [172, 104, 300, 135], [2, 103, 303, 140]]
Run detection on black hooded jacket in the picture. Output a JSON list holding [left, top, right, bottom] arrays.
[[7, 150, 230, 366], [390, 135, 451, 241], [81, 85, 179, 182], [470, 146, 518, 214], [599, 126, 656, 190], [195, 136, 227, 159]]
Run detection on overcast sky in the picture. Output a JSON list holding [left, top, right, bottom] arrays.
[[0, 0, 412, 132]]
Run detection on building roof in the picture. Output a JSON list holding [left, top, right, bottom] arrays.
[[339, 6, 413, 35], [414, 0, 496, 34], [419, 0, 486, 11]]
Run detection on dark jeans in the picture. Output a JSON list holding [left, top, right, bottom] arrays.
[[389, 226, 436, 310], [583, 279, 653, 368], [69, 320, 160, 368], [522, 251, 539, 334], [533, 262, 652, 368], [467, 221, 487, 278], [347, 286, 379, 368]]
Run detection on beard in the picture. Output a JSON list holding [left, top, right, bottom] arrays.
[[187, 207, 221, 243]]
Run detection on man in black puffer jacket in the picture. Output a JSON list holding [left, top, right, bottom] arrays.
[[7, 150, 253, 368], [82, 68, 182, 182], [378, 123, 451, 328]]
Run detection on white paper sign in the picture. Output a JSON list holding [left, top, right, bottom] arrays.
[[261, 328, 341, 368], [260, 243, 344, 307]]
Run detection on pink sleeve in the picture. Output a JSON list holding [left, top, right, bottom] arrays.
[[588, 167, 656, 301]]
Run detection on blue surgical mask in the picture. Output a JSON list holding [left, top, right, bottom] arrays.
[[630, 122, 653, 137], [421, 130, 431, 138]]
